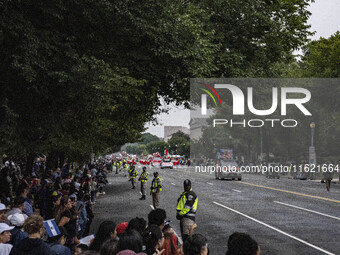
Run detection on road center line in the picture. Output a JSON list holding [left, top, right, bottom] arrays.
[[274, 201, 340, 221], [213, 201, 335, 255], [232, 189, 242, 193], [150, 205, 154, 210], [207, 182, 214, 185], [237, 181, 340, 204], [171, 183, 176, 186]]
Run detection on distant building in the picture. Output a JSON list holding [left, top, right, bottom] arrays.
[[164, 126, 189, 142]]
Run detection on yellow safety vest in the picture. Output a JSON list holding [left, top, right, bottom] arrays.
[[151, 177, 162, 193], [176, 189, 198, 218], [139, 171, 149, 182], [131, 169, 138, 179]]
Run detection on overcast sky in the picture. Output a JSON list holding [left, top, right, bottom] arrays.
[[145, 0, 340, 137]]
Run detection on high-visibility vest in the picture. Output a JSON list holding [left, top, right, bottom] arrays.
[[176, 189, 198, 219], [131, 169, 138, 179], [140, 171, 149, 182], [128, 166, 134, 174], [151, 177, 162, 192]]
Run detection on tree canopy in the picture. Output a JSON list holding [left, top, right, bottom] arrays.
[[0, 0, 315, 165]]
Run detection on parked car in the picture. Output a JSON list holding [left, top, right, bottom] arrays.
[[161, 158, 173, 169], [294, 172, 308, 180], [215, 159, 242, 181]]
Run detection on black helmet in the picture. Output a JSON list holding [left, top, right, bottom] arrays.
[[184, 179, 191, 189], [143, 166, 147, 170]]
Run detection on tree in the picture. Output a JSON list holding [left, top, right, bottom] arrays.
[[140, 133, 160, 145], [301, 31, 340, 77], [146, 141, 169, 156], [0, 0, 315, 166], [168, 131, 190, 156]]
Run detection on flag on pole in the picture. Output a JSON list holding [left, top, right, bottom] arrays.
[[43, 219, 61, 237]]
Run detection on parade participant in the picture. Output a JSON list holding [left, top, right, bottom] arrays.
[[150, 172, 162, 209], [176, 179, 198, 242], [138, 167, 148, 200]]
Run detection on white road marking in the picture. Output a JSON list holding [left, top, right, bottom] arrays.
[[171, 183, 176, 186], [150, 205, 155, 210], [232, 189, 242, 193], [213, 201, 335, 255], [207, 182, 214, 185], [139, 192, 142, 195], [274, 201, 340, 221]]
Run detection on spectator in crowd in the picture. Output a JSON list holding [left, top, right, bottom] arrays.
[[162, 224, 179, 255], [73, 244, 89, 255], [54, 177, 63, 192], [16, 184, 33, 216], [100, 239, 118, 255], [89, 221, 116, 252], [36, 179, 53, 219], [126, 217, 147, 237], [6, 197, 28, 222], [52, 168, 61, 181], [57, 195, 79, 247], [117, 229, 144, 254], [0, 222, 14, 255], [182, 234, 209, 255], [116, 222, 129, 239], [47, 226, 72, 255], [10, 214, 56, 255], [45, 192, 62, 220], [226, 232, 260, 255], [0, 203, 9, 223], [83, 194, 94, 237], [7, 213, 28, 246], [148, 209, 167, 230], [143, 225, 164, 255]]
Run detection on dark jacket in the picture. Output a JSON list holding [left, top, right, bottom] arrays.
[[48, 243, 72, 255], [9, 227, 28, 246], [9, 237, 57, 255]]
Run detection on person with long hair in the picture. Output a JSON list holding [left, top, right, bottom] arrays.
[[57, 195, 79, 248], [143, 225, 164, 255], [89, 220, 116, 252]]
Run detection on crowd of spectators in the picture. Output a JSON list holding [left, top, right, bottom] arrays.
[[0, 160, 260, 255]]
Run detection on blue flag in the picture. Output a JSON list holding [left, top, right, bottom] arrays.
[[43, 219, 61, 237]]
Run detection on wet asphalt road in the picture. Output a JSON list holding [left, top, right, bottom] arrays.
[[91, 165, 340, 255]]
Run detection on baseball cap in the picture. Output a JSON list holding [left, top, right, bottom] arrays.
[[7, 213, 25, 227], [116, 222, 128, 235], [0, 223, 14, 233], [0, 203, 9, 211]]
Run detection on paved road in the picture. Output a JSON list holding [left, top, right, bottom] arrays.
[[91, 165, 340, 255]]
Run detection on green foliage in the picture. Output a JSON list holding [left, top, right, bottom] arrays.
[[0, 0, 315, 164], [301, 31, 340, 77], [168, 131, 190, 156], [139, 133, 160, 145], [146, 141, 169, 156]]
